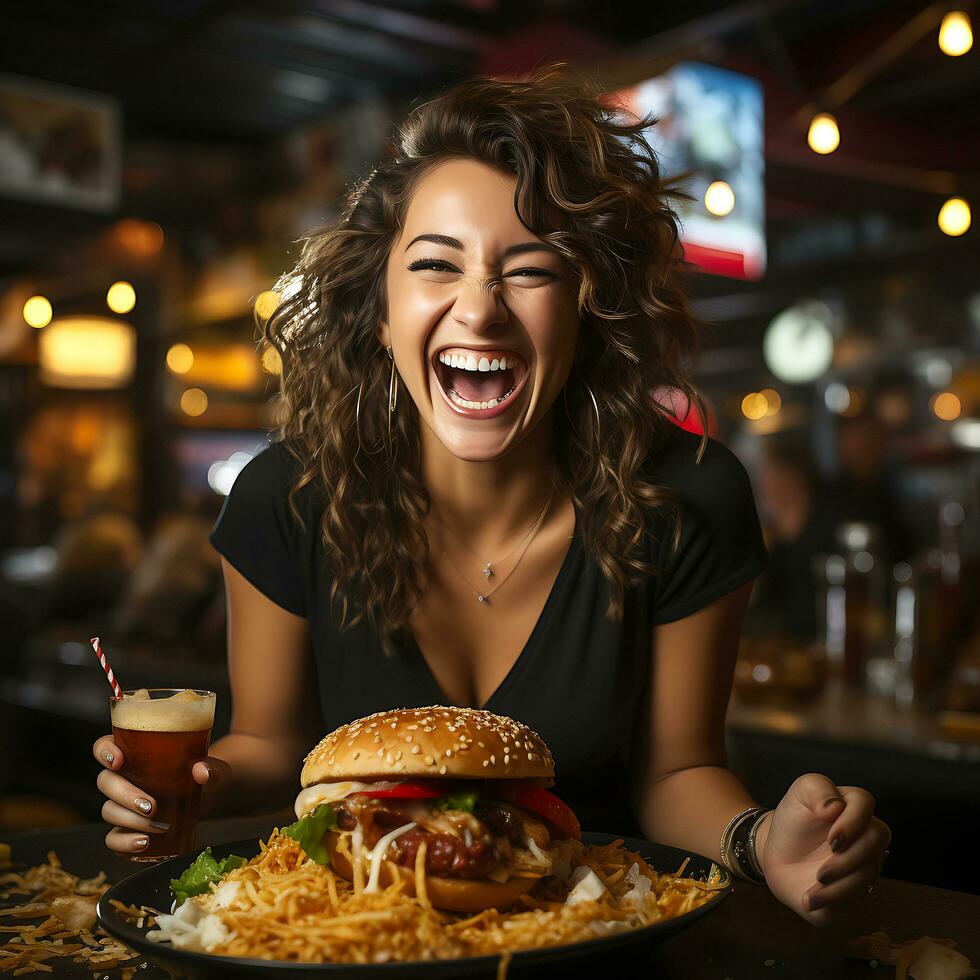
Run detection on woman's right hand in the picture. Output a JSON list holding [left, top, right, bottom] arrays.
[[93, 735, 220, 855]]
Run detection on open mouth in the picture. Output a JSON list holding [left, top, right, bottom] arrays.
[[431, 349, 530, 417]]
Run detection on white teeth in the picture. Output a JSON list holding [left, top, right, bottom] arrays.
[[438, 352, 514, 373], [447, 386, 517, 411]]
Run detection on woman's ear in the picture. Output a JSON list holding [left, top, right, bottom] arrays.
[[376, 322, 390, 348]]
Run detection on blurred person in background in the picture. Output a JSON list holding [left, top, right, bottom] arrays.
[[36, 511, 142, 626], [111, 514, 223, 657], [750, 435, 844, 643]]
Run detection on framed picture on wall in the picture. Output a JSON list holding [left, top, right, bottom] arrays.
[[0, 73, 121, 211]]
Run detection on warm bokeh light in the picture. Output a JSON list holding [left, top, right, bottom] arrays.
[[38, 317, 136, 389], [255, 290, 281, 320], [106, 281, 137, 314], [174, 345, 262, 391], [704, 180, 735, 217], [166, 343, 195, 374], [932, 391, 962, 421], [23, 295, 53, 329], [759, 388, 781, 416], [741, 391, 769, 420], [180, 387, 209, 417], [113, 219, 164, 258], [807, 113, 840, 154], [938, 197, 971, 236], [842, 387, 866, 417], [261, 345, 283, 375], [939, 11, 973, 56]]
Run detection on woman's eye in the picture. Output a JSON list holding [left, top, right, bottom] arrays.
[[508, 268, 553, 279], [408, 259, 456, 272]]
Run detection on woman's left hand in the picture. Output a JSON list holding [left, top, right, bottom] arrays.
[[755, 773, 891, 926]]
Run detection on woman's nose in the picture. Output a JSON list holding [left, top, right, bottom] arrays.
[[450, 275, 507, 331]]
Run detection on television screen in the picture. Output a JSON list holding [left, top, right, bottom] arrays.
[[613, 62, 766, 280]]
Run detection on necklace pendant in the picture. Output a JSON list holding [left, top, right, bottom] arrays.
[[482, 566, 493, 578], [477, 594, 486, 602]]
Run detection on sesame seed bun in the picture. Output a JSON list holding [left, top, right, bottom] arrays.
[[301, 706, 555, 787], [323, 830, 538, 913]]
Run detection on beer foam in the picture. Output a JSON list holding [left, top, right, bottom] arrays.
[[112, 690, 215, 732]]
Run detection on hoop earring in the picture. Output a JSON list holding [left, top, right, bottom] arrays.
[[562, 376, 601, 453], [354, 380, 383, 456], [386, 345, 398, 449]]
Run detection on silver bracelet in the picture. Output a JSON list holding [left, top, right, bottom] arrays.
[[746, 809, 770, 881], [720, 806, 760, 876], [721, 806, 768, 883]]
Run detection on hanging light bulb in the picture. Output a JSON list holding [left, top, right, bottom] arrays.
[[939, 11, 973, 56], [704, 180, 735, 217], [807, 113, 840, 154], [23, 295, 53, 329], [938, 197, 971, 236]]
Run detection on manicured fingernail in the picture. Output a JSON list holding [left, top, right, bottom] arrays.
[[831, 835, 844, 852], [817, 873, 832, 886], [104, 752, 114, 764], [136, 798, 152, 814], [133, 837, 148, 850], [824, 796, 843, 808], [809, 894, 827, 911], [149, 820, 170, 832]]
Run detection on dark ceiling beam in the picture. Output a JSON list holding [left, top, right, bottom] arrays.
[[597, 0, 807, 89], [306, 0, 490, 53], [225, 10, 465, 76]]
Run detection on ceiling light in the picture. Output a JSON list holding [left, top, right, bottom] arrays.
[[807, 113, 840, 155], [939, 11, 973, 56]]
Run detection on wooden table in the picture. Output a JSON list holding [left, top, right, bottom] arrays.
[[2, 813, 978, 978]]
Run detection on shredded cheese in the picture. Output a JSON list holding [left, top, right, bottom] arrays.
[[364, 822, 417, 894]]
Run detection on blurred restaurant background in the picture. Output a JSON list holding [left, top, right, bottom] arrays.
[[1, 1, 978, 893]]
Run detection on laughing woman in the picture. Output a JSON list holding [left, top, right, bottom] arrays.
[[94, 63, 889, 923]]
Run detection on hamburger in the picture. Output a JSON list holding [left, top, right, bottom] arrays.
[[292, 706, 581, 913]]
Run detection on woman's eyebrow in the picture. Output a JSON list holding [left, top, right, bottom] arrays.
[[404, 233, 559, 259]]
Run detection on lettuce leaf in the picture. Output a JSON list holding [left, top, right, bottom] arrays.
[[281, 802, 339, 866], [435, 790, 479, 813], [170, 848, 247, 906]]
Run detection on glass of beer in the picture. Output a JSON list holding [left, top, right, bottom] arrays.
[[109, 688, 216, 862]]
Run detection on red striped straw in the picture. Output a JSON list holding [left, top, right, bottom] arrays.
[[90, 636, 123, 700]]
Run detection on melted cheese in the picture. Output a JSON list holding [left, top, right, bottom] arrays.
[[364, 822, 417, 893], [293, 780, 400, 819]]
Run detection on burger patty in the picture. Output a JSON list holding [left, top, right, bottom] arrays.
[[334, 797, 549, 879], [387, 828, 497, 877]]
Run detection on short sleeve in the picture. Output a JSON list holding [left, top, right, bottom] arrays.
[[209, 442, 308, 617], [649, 432, 770, 624]]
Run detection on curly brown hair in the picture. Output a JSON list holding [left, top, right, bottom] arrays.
[[263, 62, 708, 658]]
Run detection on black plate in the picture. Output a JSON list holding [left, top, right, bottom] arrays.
[[97, 832, 731, 979]]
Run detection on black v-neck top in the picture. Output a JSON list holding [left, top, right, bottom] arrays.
[[209, 424, 769, 838]]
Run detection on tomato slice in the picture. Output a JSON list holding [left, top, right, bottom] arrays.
[[489, 781, 581, 841], [350, 778, 459, 800]]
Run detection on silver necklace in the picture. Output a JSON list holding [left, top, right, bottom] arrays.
[[435, 489, 555, 603]]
